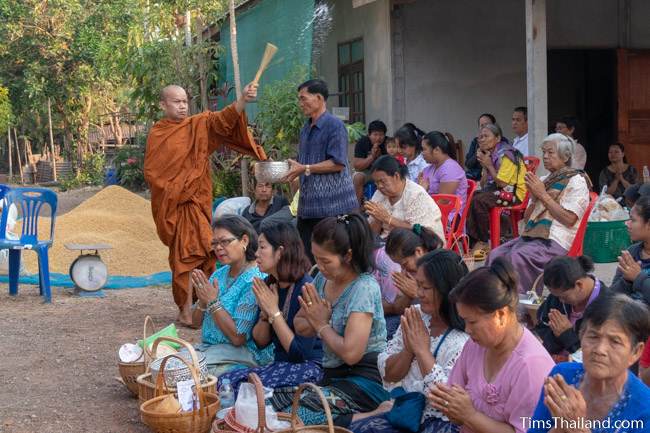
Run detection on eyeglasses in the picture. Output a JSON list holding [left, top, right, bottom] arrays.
[[212, 237, 238, 249]]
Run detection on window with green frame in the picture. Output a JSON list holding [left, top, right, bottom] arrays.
[[338, 39, 365, 123]]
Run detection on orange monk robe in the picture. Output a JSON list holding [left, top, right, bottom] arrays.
[[144, 103, 267, 309]]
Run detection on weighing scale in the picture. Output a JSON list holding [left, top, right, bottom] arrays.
[[64, 243, 112, 297]]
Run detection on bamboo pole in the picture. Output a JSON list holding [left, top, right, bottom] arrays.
[[47, 97, 57, 182], [229, 0, 249, 196], [14, 128, 23, 183], [7, 128, 12, 181]]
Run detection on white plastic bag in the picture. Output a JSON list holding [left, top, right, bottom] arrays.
[[234, 383, 289, 430]]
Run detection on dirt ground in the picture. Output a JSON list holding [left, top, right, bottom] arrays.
[[0, 286, 201, 433], [1, 186, 192, 433]]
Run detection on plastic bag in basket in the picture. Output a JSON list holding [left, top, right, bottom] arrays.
[[235, 383, 289, 430]]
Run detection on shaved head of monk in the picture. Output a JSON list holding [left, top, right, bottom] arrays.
[[159, 85, 188, 121]]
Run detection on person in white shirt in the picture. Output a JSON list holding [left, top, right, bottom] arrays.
[[394, 123, 428, 182], [555, 116, 587, 170], [488, 133, 591, 294], [511, 106, 529, 156]]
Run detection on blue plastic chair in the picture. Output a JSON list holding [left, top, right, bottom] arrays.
[[0, 187, 58, 302]]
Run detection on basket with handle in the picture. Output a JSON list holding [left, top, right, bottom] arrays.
[[275, 383, 352, 433], [137, 336, 217, 405], [140, 353, 220, 433], [118, 315, 156, 397], [211, 373, 298, 433]]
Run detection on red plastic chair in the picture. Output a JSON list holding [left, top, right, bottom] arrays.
[[450, 179, 477, 254], [489, 156, 541, 249], [431, 194, 462, 248], [567, 192, 598, 257]]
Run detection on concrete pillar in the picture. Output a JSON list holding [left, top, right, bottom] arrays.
[[525, 0, 547, 165], [391, 5, 406, 131]]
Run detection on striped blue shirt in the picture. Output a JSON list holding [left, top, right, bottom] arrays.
[[297, 111, 358, 218]]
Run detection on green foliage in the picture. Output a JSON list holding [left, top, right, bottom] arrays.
[[114, 145, 146, 190], [255, 66, 308, 160], [346, 122, 366, 144], [0, 86, 11, 135], [211, 165, 241, 198], [59, 153, 106, 191]]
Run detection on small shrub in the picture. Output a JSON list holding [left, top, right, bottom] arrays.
[[114, 145, 146, 190]]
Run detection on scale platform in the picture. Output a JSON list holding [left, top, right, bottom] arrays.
[[64, 243, 113, 293]]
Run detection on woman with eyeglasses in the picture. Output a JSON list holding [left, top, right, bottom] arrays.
[[534, 256, 610, 361], [190, 215, 273, 376]]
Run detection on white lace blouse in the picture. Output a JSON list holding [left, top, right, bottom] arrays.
[[377, 305, 469, 421]]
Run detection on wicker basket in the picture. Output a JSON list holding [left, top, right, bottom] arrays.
[[211, 373, 297, 433], [118, 316, 156, 397], [275, 383, 352, 433], [140, 354, 220, 433], [137, 336, 217, 405]]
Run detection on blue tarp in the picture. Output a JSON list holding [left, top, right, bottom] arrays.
[[0, 271, 172, 289]]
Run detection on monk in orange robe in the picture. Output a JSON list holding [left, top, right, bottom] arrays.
[[144, 84, 266, 325]]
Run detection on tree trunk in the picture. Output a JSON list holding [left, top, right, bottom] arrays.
[[229, 0, 248, 197], [196, 15, 209, 111], [14, 128, 23, 183], [48, 97, 58, 181], [7, 128, 13, 181]]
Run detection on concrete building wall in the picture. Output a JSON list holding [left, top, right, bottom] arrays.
[[318, 0, 650, 148], [395, 0, 527, 145], [316, 0, 393, 128]]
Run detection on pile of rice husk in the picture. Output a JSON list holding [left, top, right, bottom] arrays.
[[23, 186, 169, 276]]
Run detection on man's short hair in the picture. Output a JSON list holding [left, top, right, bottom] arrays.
[[368, 120, 387, 134], [514, 106, 528, 120], [297, 79, 329, 100]]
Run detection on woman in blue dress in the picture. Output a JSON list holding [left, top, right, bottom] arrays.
[[217, 222, 323, 407], [292, 213, 389, 427], [528, 294, 650, 433], [191, 215, 273, 376]]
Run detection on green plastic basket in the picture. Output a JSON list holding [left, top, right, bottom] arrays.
[[583, 220, 631, 263]]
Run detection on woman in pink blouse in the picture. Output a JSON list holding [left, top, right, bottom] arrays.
[[428, 259, 554, 433]]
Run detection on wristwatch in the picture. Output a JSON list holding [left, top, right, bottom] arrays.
[[304, 164, 311, 176]]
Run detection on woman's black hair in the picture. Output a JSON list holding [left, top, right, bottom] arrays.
[[395, 124, 422, 153], [368, 120, 387, 134], [450, 257, 519, 312], [371, 155, 409, 180], [634, 195, 650, 223], [422, 131, 457, 160], [478, 113, 496, 125], [582, 294, 650, 346], [556, 116, 580, 138], [610, 142, 625, 152], [543, 256, 594, 291], [260, 223, 311, 285], [417, 250, 467, 331], [312, 212, 374, 274], [212, 215, 258, 261], [385, 226, 443, 259], [298, 79, 329, 100]]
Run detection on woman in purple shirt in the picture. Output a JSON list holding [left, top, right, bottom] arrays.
[[418, 132, 468, 217], [428, 259, 554, 433]]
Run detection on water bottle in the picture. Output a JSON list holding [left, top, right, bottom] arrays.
[[219, 378, 235, 409], [643, 165, 649, 183]]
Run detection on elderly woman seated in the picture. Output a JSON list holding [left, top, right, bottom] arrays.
[[363, 155, 445, 336], [466, 123, 527, 259], [488, 133, 591, 294], [527, 294, 650, 433]]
